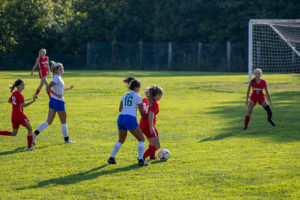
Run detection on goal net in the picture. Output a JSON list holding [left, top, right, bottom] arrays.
[[248, 19, 300, 81]]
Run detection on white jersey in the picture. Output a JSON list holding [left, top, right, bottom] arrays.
[[120, 90, 142, 117], [50, 74, 64, 102]]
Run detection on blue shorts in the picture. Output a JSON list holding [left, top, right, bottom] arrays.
[[49, 97, 65, 112], [117, 114, 138, 130]]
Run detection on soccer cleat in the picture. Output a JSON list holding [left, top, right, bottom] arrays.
[[268, 119, 276, 126], [148, 157, 157, 161], [33, 134, 37, 145], [65, 140, 75, 144], [138, 159, 148, 166], [108, 157, 117, 164], [243, 128, 248, 131], [26, 147, 35, 151]]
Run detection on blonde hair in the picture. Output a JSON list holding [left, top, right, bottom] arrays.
[[50, 61, 63, 77], [145, 85, 163, 106], [39, 48, 47, 58], [254, 68, 262, 75]]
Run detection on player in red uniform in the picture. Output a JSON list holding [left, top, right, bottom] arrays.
[[140, 85, 163, 160], [31, 48, 51, 98], [244, 68, 276, 131], [0, 79, 37, 150]]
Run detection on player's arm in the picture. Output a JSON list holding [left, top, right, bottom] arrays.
[[148, 111, 155, 134], [31, 58, 39, 75], [265, 83, 272, 107], [46, 81, 61, 98], [138, 103, 145, 119], [63, 85, 74, 92], [119, 101, 123, 112], [245, 82, 251, 106], [22, 96, 37, 107]]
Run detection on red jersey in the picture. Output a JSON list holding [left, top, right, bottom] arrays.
[[9, 91, 24, 117], [39, 56, 49, 72], [251, 78, 266, 96], [141, 98, 159, 126]]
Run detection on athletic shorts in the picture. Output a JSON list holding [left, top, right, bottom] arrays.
[[140, 119, 159, 138], [49, 97, 65, 111], [117, 114, 139, 130], [11, 114, 29, 129], [250, 94, 266, 105], [39, 69, 48, 78]]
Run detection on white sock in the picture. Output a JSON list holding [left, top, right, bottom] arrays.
[[61, 124, 68, 138], [138, 141, 145, 160], [37, 121, 48, 133], [110, 141, 122, 158]]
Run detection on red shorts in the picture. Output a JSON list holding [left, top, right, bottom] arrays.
[[250, 94, 266, 105], [39, 69, 48, 78], [140, 119, 159, 139], [11, 114, 29, 129]]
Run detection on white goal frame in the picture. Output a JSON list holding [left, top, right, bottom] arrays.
[[248, 19, 300, 82]]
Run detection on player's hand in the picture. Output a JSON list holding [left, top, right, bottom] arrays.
[[56, 94, 62, 98], [33, 95, 38, 102], [70, 84, 74, 89], [150, 127, 155, 135]]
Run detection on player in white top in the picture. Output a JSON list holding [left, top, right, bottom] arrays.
[[33, 61, 75, 145], [108, 77, 148, 166]]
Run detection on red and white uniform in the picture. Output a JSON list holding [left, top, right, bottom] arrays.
[[250, 78, 266, 105], [9, 91, 29, 129], [38, 56, 49, 78], [140, 98, 159, 138]]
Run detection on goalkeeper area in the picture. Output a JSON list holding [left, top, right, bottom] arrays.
[[248, 19, 300, 81], [0, 71, 299, 199]]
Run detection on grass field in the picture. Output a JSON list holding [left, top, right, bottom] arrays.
[[0, 71, 299, 199]]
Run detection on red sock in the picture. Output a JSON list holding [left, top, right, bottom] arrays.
[[35, 89, 40, 96], [0, 131, 12, 136], [244, 115, 250, 128], [47, 91, 51, 98], [27, 135, 33, 148], [267, 113, 272, 120], [143, 145, 152, 159], [149, 145, 157, 159]]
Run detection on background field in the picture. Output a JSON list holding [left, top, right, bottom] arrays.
[[0, 71, 299, 199]]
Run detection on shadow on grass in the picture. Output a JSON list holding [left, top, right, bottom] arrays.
[[0, 145, 57, 156], [200, 91, 300, 143]]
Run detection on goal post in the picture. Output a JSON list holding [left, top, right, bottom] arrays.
[[248, 19, 300, 82]]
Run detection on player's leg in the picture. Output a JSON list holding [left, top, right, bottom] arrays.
[[41, 75, 50, 98], [129, 127, 148, 166], [0, 130, 13, 136], [261, 101, 276, 126], [35, 79, 44, 97], [1, 120, 20, 136], [25, 122, 34, 150], [57, 110, 74, 143], [144, 128, 160, 160], [244, 100, 255, 130], [108, 129, 127, 164], [33, 109, 56, 145]]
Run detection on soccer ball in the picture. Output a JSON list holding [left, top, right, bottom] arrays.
[[158, 149, 170, 160]]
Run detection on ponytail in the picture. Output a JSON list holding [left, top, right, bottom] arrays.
[[9, 79, 24, 93], [123, 77, 141, 90], [145, 85, 163, 106]]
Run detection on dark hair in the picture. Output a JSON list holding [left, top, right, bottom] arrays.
[[123, 77, 141, 90], [9, 79, 24, 93], [145, 85, 163, 106], [50, 61, 63, 77]]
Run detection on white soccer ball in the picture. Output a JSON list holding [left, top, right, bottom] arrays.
[[158, 149, 170, 160]]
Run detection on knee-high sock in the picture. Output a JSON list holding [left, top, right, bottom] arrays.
[[0, 131, 12, 136], [138, 141, 145, 160], [149, 145, 158, 159], [61, 124, 69, 141], [36, 121, 49, 135], [110, 141, 122, 158], [143, 145, 152, 159], [27, 135, 33, 148], [264, 105, 272, 120], [244, 115, 250, 128], [35, 89, 40, 96]]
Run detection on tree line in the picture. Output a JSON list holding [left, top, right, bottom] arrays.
[[1, 0, 300, 55]]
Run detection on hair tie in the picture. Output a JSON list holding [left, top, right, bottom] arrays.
[[128, 79, 135, 87]]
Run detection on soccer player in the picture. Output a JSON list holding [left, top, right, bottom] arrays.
[[140, 85, 163, 161], [0, 79, 37, 150], [33, 61, 75, 144], [31, 48, 51, 98], [244, 68, 276, 131], [108, 77, 148, 166]]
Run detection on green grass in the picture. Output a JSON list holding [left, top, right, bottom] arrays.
[[0, 71, 299, 199]]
